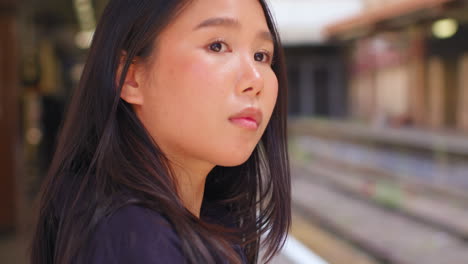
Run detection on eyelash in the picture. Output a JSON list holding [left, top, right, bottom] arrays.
[[207, 39, 274, 65]]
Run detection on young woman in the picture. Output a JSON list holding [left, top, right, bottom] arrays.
[[30, 0, 290, 263]]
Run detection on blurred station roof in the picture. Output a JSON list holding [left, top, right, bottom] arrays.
[[325, 0, 465, 40], [267, 0, 364, 45]]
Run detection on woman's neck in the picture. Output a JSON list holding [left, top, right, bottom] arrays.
[[169, 159, 214, 218]]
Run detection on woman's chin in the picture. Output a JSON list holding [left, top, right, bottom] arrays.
[[214, 149, 256, 167]]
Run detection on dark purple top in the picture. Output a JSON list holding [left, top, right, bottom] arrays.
[[82, 205, 247, 263]]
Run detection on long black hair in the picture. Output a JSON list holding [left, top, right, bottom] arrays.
[[30, 0, 290, 263]]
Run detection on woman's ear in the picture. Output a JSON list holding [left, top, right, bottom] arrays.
[[117, 53, 144, 105]]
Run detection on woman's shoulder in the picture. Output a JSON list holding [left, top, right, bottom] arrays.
[[97, 204, 175, 234], [82, 204, 186, 264]]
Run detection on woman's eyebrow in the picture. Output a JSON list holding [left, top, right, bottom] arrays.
[[194, 17, 240, 30], [194, 16, 274, 44]]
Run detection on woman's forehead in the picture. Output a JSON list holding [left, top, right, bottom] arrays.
[[169, 0, 270, 33]]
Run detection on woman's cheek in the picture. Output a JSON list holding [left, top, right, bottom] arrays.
[[188, 56, 234, 100], [266, 72, 279, 108]]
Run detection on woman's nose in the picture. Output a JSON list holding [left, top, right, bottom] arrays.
[[236, 55, 264, 97]]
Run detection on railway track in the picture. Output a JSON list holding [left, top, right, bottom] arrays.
[[291, 164, 468, 264], [291, 135, 468, 241], [289, 135, 468, 264]]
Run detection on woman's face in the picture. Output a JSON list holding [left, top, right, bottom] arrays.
[[128, 0, 278, 169]]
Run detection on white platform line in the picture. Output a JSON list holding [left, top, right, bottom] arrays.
[[281, 235, 329, 264]]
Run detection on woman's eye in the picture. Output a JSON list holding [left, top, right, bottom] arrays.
[[254, 52, 271, 64], [208, 41, 228, 52]]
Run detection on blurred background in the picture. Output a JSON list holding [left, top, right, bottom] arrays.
[[1, 0, 468, 263]]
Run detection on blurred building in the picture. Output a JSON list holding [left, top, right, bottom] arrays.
[[326, 0, 468, 132], [0, 0, 108, 235], [1, 0, 20, 233], [282, 0, 468, 206], [268, 0, 363, 118]]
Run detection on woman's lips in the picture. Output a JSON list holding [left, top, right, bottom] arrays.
[[229, 117, 259, 130], [228, 107, 262, 131]]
